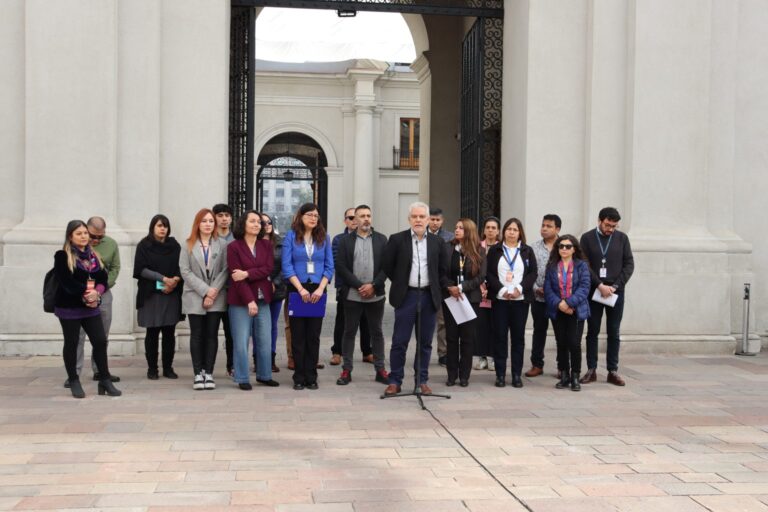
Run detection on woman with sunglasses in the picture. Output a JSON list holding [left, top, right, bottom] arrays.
[[282, 203, 333, 390], [544, 235, 591, 391], [485, 218, 537, 388], [261, 213, 284, 374]]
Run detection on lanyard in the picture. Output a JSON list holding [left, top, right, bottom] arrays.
[[595, 229, 613, 264], [458, 252, 465, 274], [201, 242, 210, 267], [304, 239, 314, 259], [502, 244, 520, 270]]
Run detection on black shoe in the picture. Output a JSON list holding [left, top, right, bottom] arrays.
[[306, 382, 319, 390], [495, 376, 506, 388], [239, 382, 253, 390], [293, 383, 305, 390], [511, 375, 523, 388], [336, 370, 351, 386], [93, 372, 120, 383], [70, 378, 85, 399], [162, 368, 178, 379], [63, 379, 71, 389], [571, 372, 581, 392], [459, 379, 469, 387], [446, 379, 456, 387], [256, 379, 279, 387], [98, 379, 122, 397], [438, 355, 447, 367], [555, 370, 569, 389], [147, 369, 159, 380]]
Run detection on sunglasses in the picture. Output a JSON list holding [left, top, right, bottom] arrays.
[[345, 216, 355, 221], [558, 243, 574, 250], [88, 232, 105, 241], [263, 220, 272, 225]]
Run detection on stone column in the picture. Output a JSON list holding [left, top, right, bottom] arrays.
[[410, 54, 431, 204]]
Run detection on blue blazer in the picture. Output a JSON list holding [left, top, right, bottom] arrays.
[[281, 230, 334, 285], [544, 259, 591, 321]]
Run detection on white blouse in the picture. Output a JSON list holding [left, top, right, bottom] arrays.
[[496, 242, 524, 301]]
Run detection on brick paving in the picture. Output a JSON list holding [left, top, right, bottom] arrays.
[[1, 348, 767, 511]]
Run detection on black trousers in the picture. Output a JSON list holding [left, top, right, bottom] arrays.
[[188, 312, 223, 375], [530, 301, 553, 369], [443, 302, 478, 381], [290, 316, 323, 385], [145, 325, 176, 372], [221, 311, 234, 371], [342, 299, 385, 372], [473, 306, 494, 358], [492, 300, 530, 378], [60, 315, 109, 381], [332, 293, 372, 356], [553, 311, 584, 374]]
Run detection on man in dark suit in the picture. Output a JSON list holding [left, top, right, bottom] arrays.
[[382, 201, 448, 396], [334, 205, 389, 386]]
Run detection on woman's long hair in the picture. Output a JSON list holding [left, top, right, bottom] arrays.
[[452, 218, 482, 278], [501, 217, 527, 246], [142, 214, 171, 244], [186, 208, 217, 252], [63, 219, 103, 272], [547, 234, 585, 268], [260, 213, 279, 242], [232, 210, 265, 241], [290, 203, 326, 247]]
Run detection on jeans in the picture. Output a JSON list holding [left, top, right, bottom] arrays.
[[188, 312, 222, 376], [585, 290, 625, 371], [553, 311, 583, 374], [332, 293, 372, 356], [529, 300, 552, 369], [60, 315, 110, 381], [145, 325, 176, 372], [76, 289, 113, 375], [492, 300, 530, 378], [342, 299, 385, 372], [229, 302, 271, 384], [269, 299, 283, 354], [443, 302, 478, 382], [389, 290, 436, 386]]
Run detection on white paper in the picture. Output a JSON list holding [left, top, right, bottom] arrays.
[[591, 288, 618, 307], [444, 295, 478, 325]]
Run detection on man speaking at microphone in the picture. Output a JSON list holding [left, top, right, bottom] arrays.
[[382, 201, 448, 396]]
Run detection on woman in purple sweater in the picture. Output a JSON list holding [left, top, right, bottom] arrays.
[[227, 210, 276, 390], [53, 220, 122, 399]]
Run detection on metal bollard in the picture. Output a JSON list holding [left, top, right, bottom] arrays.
[[736, 283, 756, 356]]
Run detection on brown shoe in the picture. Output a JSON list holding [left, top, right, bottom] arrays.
[[607, 371, 626, 386], [316, 363, 325, 369], [524, 366, 543, 377], [384, 384, 401, 396], [419, 384, 433, 395], [329, 354, 341, 366], [580, 368, 597, 384], [362, 354, 374, 364], [287, 358, 295, 371]]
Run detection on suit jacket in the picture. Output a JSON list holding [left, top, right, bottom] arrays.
[[179, 237, 228, 315], [226, 238, 275, 306], [439, 243, 486, 304], [382, 229, 448, 310], [485, 243, 538, 303], [336, 230, 388, 299]]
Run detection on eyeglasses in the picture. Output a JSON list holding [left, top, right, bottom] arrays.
[[88, 232, 105, 241], [558, 243, 574, 250], [345, 216, 355, 221], [304, 213, 319, 219]]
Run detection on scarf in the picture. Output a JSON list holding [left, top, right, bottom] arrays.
[[557, 260, 573, 300], [72, 244, 101, 273]]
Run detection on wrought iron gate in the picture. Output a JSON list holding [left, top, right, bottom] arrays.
[[460, 16, 503, 225]]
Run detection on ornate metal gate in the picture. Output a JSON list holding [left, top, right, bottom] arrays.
[[460, 16, 503, 225]]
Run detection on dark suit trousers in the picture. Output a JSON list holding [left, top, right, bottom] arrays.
[[492, 300, 530, 378], [388, 290, 436, 386], [585, 291, 624, 371], [530, 301, 552, 369], [332, 293, 371, 356], [443, 302, 478, 382]]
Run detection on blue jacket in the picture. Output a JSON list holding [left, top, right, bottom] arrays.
[[544, 259, 591, 321], [281, 230, 334, 285]]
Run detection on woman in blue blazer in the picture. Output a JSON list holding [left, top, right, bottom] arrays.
[[544, 234, 591, 391], [282, 203, 334, 390]]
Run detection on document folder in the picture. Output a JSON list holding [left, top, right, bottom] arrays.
[[287, 292, 327, 318]]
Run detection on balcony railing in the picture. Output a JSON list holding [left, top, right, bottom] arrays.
[[393, 147, 419, 170]]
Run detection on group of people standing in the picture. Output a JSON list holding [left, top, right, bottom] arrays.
[[51, 202, 633, 399]]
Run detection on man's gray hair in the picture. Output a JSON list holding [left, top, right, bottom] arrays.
[[408, 201, 429, 216]]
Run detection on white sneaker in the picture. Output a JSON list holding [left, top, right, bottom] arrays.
[[193, 372, 204, 390], [487, 358, 495, 371], [473, 357, 488, 370], [204, 372, 216, 390]]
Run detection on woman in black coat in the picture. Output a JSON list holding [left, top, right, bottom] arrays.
[[133, 214, 183, 380], [485, 217, 538, 388]]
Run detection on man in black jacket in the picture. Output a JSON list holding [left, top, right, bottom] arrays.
[[382, 201, 448, 396], [334, 205, 389, 386], [579, 207, 635, 386]]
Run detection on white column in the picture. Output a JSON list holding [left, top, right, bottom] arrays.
[[410, 54, 431, 204]]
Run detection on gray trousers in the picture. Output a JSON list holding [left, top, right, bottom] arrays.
[[342, 299, 385, 372], [76, 289, 113, 375]]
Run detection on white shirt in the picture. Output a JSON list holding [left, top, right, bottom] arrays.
[[496, 242, 524, 301], [408, 230, 429, 288]]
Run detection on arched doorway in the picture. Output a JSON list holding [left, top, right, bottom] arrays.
[[256, 132, 328, 234]]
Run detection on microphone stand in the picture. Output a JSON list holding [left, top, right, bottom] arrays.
[[381, 232, 450, 409]]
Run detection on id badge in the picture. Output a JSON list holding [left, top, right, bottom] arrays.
[[307, 261, 316, 274], [599, 267, 607, 278], [86, 279, 95, 291], [505, 271, 514, 283], [457, 274, 464, 284], [156, 281, 165, 290]]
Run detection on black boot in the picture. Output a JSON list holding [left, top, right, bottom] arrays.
[[570, 371, 581, 392], [70, 378, 85, 399], [98, 379, 122, 397], [271, 352, 280, 373], [555, 370, 569, 389]]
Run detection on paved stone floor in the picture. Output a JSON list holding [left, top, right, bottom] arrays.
[[1, 349, 767, 512]]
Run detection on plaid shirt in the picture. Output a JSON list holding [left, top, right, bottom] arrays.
[[531, 238, 551, 303]]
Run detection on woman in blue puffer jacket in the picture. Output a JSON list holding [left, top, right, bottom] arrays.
[[544, 234, 591, 391]]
